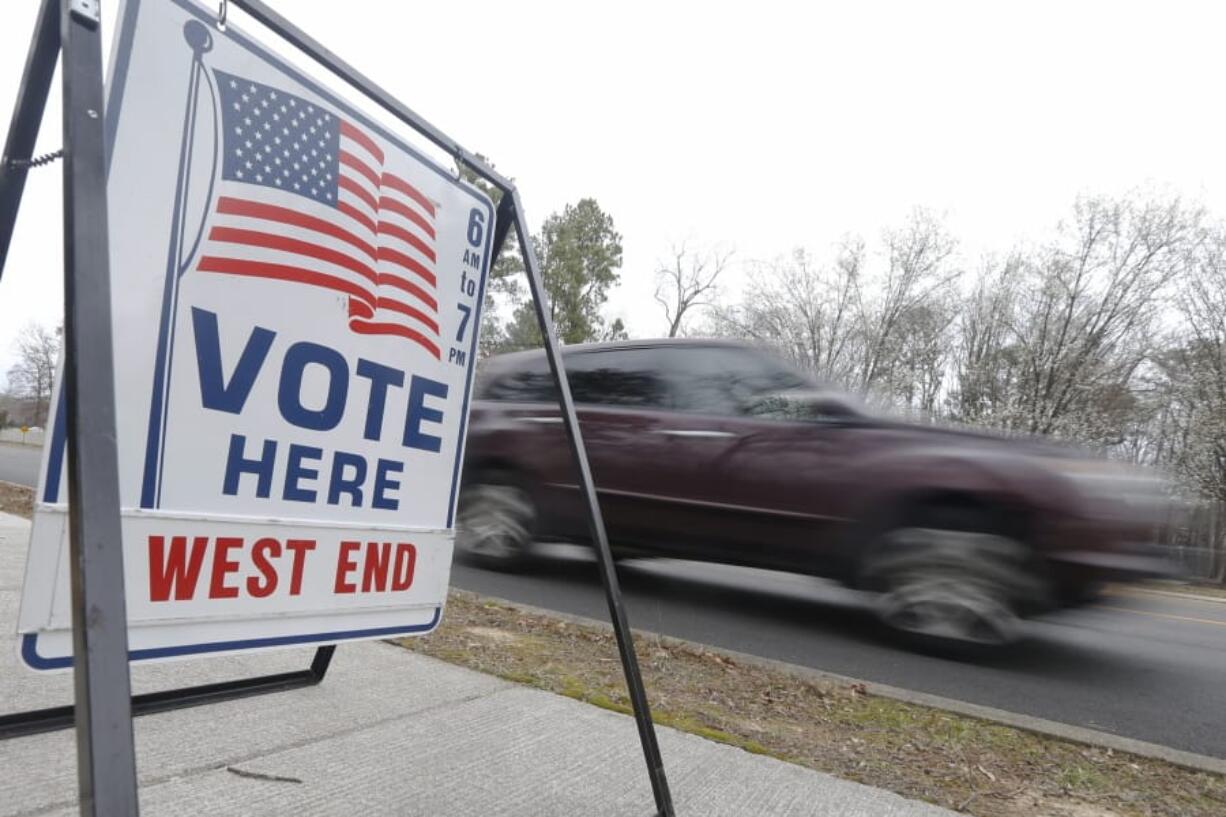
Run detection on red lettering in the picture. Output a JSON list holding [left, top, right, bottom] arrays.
[[148, 535, 209, 601], [335, 540, 360, 593], [209, 536, 243, 599], [391, 542, 416, 591], [247, 537, 281, 598], [285, 539, 316, 595], [361, 542, 391, 592]]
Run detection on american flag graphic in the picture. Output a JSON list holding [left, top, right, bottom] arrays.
[[197, 70, 441, 359]]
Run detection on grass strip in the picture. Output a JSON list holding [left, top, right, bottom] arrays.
[[399, 590, 1226, 817]]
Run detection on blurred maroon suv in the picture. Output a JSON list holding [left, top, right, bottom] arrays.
[[457, 339, 1173, 650]]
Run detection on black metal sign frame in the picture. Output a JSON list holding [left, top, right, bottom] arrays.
[[0, 2, 674, 815]]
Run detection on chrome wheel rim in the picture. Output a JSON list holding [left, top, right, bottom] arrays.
[[456, 484, 534, 562]]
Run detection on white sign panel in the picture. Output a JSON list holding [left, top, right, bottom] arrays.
[[17, 0, 493, 669]]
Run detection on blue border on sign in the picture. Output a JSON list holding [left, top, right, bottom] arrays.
[[22, 607, 442, 670], [28, 0, 490, 667]]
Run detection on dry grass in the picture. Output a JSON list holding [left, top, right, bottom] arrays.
[[400, 591, 1226, 817], [0, 480, 33, 518]]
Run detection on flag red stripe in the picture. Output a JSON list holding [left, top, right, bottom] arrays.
[[379, 273, 438, 312], [339, 150, 380, 189], [377, 220, 436, 263], [349, 319, 440, 360], [198, 256, 376, 308], [337, 200, 376, 235], [378, 196, 436, 240], [208, 226, 378, 287], [217, 196, 375, 260], [377, 296, 440, 335], [340, 121, 384, 164], [339, 175, 378, 213], [381, 172, 436, 218], [377, 246, 437, 288]]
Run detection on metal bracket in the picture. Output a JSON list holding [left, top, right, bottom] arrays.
[[69, 0, 101, 28]]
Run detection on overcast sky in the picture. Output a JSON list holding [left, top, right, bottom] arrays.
[[2, 0, 1225, 384]]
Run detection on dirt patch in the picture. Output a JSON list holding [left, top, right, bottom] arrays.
[[399, 590, 1226, 817], [0, 481, 33, 519]]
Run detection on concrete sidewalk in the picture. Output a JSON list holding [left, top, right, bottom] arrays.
[[0, 513, 952, 816]]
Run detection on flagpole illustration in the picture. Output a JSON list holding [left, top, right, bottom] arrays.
[[140, 20, 218, 509]]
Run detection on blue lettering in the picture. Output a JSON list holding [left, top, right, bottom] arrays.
[[372, 459, 403, 510], [193, 308, 275, 414], [278, 342, 348, 431], [355, 358, 404, 442], [283, 444, 322, 503], [327, 450, 367, 506], [403, 376, 448, 452], [222, 434, 276, 498]]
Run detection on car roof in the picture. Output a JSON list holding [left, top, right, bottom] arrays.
[[478, 337, 761, 374]]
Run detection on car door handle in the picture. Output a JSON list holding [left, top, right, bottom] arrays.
[[519, 416, 563, 424], [656, 429, 736, 439]]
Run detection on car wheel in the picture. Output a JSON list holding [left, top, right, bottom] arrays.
[[861, 525, 1034, 654], [455, 478, 536, 570]]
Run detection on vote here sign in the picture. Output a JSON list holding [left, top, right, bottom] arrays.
[[17, 0, 493, 669]]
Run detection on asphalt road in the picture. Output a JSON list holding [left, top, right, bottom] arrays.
[[0, 443, 40, 488], [4, 443, 1224, 759], [453, 546, 1226, 760]]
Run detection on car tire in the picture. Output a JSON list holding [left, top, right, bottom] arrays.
[[860, 516, 1037, 655], [455, 475, 536, 571]]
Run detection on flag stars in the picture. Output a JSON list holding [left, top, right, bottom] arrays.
[[241, 93, 249, 103], [243, 117, 251, 126], [236, 170, 244, 179], [255, 174, 263, 183], [229, 79, 237, 88], [293, 182, 300, 190], [234, 126, 242, 135], [232, 102, 240, 111]]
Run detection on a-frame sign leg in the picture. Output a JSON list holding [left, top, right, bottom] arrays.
[[498, 193, 676, 817], [59, 0, 141, 813]]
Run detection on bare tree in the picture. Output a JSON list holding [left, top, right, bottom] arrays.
[[1157, 224, 1226, 504], [712, 243, 864, 385], [654, 242, 733, 337], [1009, 196, 1195, 441], [7, 323, 60, 427], [948, 256, 1023, 425]]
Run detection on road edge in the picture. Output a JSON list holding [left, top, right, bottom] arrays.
[[451, 588, 1226, 778]]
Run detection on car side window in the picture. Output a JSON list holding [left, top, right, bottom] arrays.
[[478, 356, 557, 402], [476, 349, 672, 409], [566, 349, 671, 408], [664, 347, 811, 416]]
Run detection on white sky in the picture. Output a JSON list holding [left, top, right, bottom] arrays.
[[2, 0, 1226, 384]]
